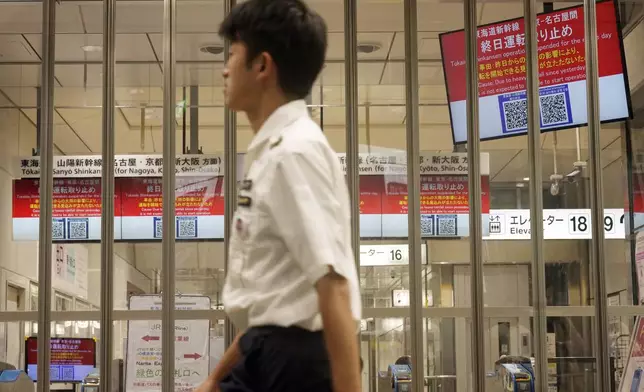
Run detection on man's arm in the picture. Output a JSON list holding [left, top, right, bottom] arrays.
[[197, 332, 243, 392], [317, 270, 361, 392]]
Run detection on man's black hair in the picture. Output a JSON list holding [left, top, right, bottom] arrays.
[[219, 0, 327, 100]]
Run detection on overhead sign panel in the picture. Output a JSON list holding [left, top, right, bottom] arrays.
[[17, 155, 222, 178], [13, 153, 627, 241], [440, 0, 631, 144]]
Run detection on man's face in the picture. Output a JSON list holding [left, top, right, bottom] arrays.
[[222, 42, 260, 112]]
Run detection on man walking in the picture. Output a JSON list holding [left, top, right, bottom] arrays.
[[196, 1, 362, 391]]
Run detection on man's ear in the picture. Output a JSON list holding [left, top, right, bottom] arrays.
[[256, 52, 274, 75]]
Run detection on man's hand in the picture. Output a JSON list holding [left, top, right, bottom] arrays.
[[194, 376, 219, 392], [195, 332, 243, 392], [316, 268, 360, 392]]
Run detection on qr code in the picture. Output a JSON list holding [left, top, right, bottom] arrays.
[[502, 99, 528, 132], [49, 366, 59, 381], [420, 215, 434, 236], [61, 366, 74, 381], [52, 219, 65, 240], [540, 93, 569, 126], [154, 217, 163, 238], [437, 215, 457, 236], [67, 218, 88, 240], [177, 217, 197, 238]]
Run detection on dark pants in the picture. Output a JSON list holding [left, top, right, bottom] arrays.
[[219, 326, 333, 392]]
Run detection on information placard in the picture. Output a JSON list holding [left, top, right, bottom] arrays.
[[485, 208, 626, 239], [358, 244, 428, 266], [25, 337, 96, 383], [440, 0, 631, 144], [17, 155, 223, 178], [125, 295, 210, 392]]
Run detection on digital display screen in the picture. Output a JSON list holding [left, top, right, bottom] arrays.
[[25, 337, 96, 383], [439, 0, 632, 144]]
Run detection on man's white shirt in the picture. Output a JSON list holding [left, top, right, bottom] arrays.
[[222, 99, 362, 331]]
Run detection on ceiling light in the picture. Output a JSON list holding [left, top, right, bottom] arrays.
[[523, 177, 530, 181], [81, 45, 102, 52], [357, 43, 382, 54], [199, 44, 224, 55], [129, 88, 144, 95]]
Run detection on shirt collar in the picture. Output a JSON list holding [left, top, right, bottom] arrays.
[[247, 100, 309, 153]]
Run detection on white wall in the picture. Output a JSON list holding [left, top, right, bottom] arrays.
[[86, 243, 152, 309]]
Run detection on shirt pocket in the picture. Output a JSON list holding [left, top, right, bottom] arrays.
[[228, 199, 257, 277]]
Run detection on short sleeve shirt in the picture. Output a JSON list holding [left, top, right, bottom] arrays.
[[222, 100, 362, 331]]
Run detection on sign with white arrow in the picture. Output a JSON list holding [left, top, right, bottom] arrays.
[[125, 295, 211, 392]]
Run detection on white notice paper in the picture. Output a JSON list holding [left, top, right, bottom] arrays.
[[125, 295, 211, 392]]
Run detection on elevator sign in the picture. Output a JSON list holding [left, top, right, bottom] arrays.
[[358, 244, 428, 266], [125, 295, 210, 392], [484, 208, 626, 240]]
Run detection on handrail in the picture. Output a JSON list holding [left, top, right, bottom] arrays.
[[423, 375, 457, 379]]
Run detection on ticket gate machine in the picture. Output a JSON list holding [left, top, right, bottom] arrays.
[[80, 370, 99, 392], [494, 356, 535, 392], [389, 364, 412, 392], [0, 370, 34, 392]]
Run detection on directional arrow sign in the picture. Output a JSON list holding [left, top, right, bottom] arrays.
[[127, 295, 211, 392]]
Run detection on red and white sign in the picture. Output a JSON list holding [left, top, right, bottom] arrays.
[[119, 177, 223, 217], [12, 178, 122, 241], [13, 178, 110, 218], [25, 337, 96, 382], [341, 153, 491, 238], [440, 0, 630, 143], [119, 176, 224, 240]]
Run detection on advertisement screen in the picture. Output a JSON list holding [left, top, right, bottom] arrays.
[[439, 0, 631, 144], [25, 337, 96, 383]]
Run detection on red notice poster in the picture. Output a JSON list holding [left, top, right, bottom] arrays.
[[440, 0, 630, 144], [13, 178, 116, 218], [119, 176, 224, 240], [380, 175, 490, 215], [119, 177, 223, 217], [354, 152, 491, 237], [25, 337, 96, 382]]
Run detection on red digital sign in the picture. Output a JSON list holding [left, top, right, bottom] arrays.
[[12, 178, 119, 218], [25, 337, 96, 383], [440, 0, 631, 144], [119, 176, 223, 217], [359, 174, 490, 215]]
